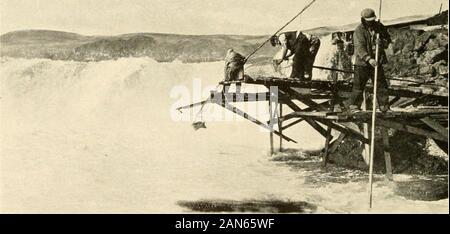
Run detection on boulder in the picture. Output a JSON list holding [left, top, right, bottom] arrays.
[[328, 127, 448, 175], [418, 47, 447, 65], [432, 60, 448, 76], [418, 65, 434, 75]]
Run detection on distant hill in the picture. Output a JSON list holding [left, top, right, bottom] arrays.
[[0, 29, 277, 63], [1, 12, 447, 63], [0, 29, 90, 44]]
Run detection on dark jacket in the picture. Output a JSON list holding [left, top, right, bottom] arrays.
[[280, 31, 310, 60], [353, 20, 391, 66], [282, 31, 299, 52]]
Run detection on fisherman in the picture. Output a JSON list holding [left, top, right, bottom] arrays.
[[224, 49, 246, 81], [347, 8, 392, 113], [270, 31, 321, 80]]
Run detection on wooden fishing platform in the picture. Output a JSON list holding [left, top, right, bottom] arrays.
[[178, 74, 448, 180]]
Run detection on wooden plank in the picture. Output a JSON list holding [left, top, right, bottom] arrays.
[[225, 76, 449, 98], [420, 117, 449, 138], [381, 128, 393, 181], [220, 92, 286, 103], [221, 76, 448, 99], [281, 111, 335, 119], [378, 119, 448, 142]]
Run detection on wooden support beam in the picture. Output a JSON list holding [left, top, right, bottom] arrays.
[[288, 87, 331, 109], [278, 112, 302, 122], [281, 118, 304, 130], [329, 133, 347, 154], [317, 119, 370, 144], [322, 127, 333, 167], [388, 96, 401, 107], [282, 99, 328, 137], [280, 91, 371, 145], [397, 97, 420, 108], [279, 103, 283, 152], [216, 100, 298, 143], [176, 99, 210, 111], [378, 119, 448, 142], [381, 128, 393, 181], [420, 117, 449, 138], [269, 98, 274, 155], [303, 119, 329, 138], [323, 79, 336, 167]]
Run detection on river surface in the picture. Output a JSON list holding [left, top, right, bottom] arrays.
[[0, 57, 447, 213]]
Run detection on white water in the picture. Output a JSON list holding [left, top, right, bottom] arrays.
[[0, 57, 448, 213]]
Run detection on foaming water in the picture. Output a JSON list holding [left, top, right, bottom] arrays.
[[0, 57, 447, 213]]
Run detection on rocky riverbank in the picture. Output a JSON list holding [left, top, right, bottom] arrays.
[[327, 128, 448, 175], [385, 26, 448, 86]]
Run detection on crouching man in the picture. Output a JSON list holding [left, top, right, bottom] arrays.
[[224, 49, 246, 81], [270, 31, 320, 80]]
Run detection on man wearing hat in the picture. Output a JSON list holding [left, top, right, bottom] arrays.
[[270, 31, 321, 80], [348, 8, 392, 113]]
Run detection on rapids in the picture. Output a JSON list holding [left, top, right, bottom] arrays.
[[0, 56, 447, 213]]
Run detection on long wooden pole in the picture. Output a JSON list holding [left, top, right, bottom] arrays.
[[269, 98, 274, 155], [362, 92, 370, 164], [369, 0, 383, 209], [244, 0, 317, 62]]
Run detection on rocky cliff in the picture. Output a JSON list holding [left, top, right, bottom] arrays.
[[386, 26, 448, 86]]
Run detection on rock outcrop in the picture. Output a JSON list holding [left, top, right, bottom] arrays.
[[327, 127, 448, 175], [385, 27, 448, 86]]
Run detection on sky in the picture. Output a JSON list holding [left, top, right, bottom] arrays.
[[0, 0, 448, 35]]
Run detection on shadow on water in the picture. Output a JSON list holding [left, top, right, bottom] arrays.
[[177, 199, 317, 213], [270, 148, 368, 185], [394, 176, 448, 201], [270, 148, 449, 201]]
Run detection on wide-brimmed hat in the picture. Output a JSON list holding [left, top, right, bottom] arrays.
[[361, 8, 377, 21]]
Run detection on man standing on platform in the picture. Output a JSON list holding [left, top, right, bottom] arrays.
[[347, 8, 392, 113], [271, 31, 321, 80]]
